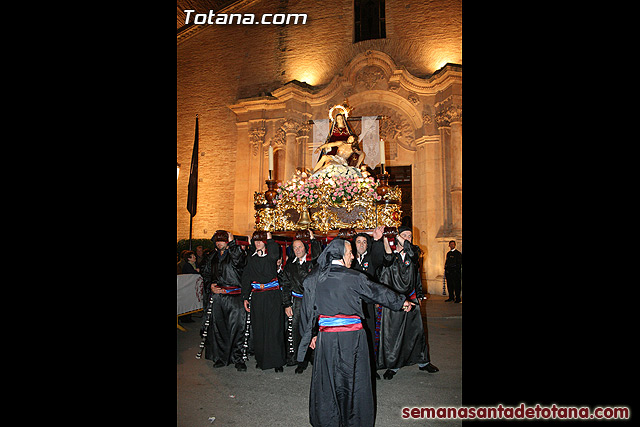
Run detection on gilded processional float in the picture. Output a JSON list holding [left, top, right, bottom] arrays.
[[253, 104, 402, 239]]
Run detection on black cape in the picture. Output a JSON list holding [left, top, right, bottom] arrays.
[[280, 238, 322, 306], [299, 239, 406, 427], [376, 240, 429, 369]]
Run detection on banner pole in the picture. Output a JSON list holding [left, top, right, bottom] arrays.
[[189, 215, 193, 250]]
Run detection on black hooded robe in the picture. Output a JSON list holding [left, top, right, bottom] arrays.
[[241, 238, 286, 370], [280, 238, 322, 366], [200, 240, 247, 365], [350, 234, 385, 377], [298, 239, 406, 427], [376, 239, 429, 370]]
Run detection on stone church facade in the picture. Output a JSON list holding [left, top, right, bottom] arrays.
[[177, 0, 461, 294]]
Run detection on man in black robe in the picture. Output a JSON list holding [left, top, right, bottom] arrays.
[[376, 225, 439, 379], [279, 229, 321, 373], [200, 230, 248, 370], [444, 240, 462, 303], [350, 226, 386, 379], [241, 231, 286, 372], [298, 238, 414, 427]]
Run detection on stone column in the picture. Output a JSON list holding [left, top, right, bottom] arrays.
[[448, 106, 462, 235], [296, 134, 309, 170], [284, 131, 297, 180], [435, 112, 452, 232], [233, 122, 252, 233], [249, 124, 266, 190], [281, 119, 301, 180], [436, 105, 462, 239], [296, 122, 311, 171]]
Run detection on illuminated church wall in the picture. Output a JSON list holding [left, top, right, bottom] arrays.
[[177, 0, 461, 293]]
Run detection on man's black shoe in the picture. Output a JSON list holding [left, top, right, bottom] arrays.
[[275, 366, 284, 373], [375, 372, 381, 380], [213, 360, 225, 368], [383, 369, 396, 380], [454, 299, 461, 303], [419, 363, 439, 373], [235, 362, 247, 372], [444, 298, 454, 302], [295, 366, 305, 374]]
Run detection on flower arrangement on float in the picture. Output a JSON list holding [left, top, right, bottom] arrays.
[[274, 164, 382, 207]]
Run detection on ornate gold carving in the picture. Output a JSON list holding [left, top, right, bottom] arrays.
[[253, 166, 402, 232], [254, 191, 266, 205], [376, 203, 403, 227], [381, 185, 402, 202], [311, 208, 340, 234]]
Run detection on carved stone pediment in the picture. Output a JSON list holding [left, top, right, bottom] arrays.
[[355, 66, 386, 90]]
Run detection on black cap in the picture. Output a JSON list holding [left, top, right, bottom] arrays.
[[212, 230, 229, 242], [398, 225, 412, 234]]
